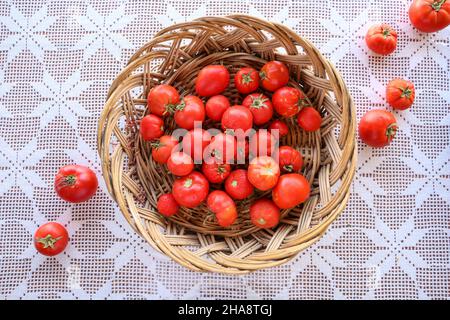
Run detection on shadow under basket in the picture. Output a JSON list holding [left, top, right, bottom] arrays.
[[97, 15, 357, 274]]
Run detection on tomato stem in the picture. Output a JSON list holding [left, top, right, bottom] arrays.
[[183, 178, 193, 188], [400, 87, 412, 99], [242, 71, 254, 84], [36, 234, 62, 249], [250, 94, 269, 109], [283, 164, 293, 172], [432, 0, 446, 11], [63, 175, 76, 186], [382, 28, 390, 38], [386, 123, 398, 142]]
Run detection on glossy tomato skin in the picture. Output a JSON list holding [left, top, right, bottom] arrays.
[[359, 110, 398, 148], [242, 93, 273, 125], [272, 173, 310, 209], [167, 152, 194, 176], [55, 165, 98, 203], [297, 107, 322, 132], [273, 86, 307, 117], [250, 199, 280, 228], [205, 95, 230, 121], [260, 61, 289, 92], [140, 114, 164, 141], [248, 156, 280, 191], [207, 190, 237, 227], [151, 135, 179, 164], [276, 146, 303, 173], [386, 79, 415, 110], [174, 96, 205, 130], [157, 193, 179, 217], [182, 128, 211, 163], [365, 24, 397, 55], [225, 169, 254, 200], [34, 222, 69, 256], [172, 171, 209, 208], [202, 163, 231, 184], [147, 84, 180, 116], [234, 67, 260, 94], [268, 120, 289, 137], [221, 105, 253, 132], [204, 133, 237, 164], [409, 0, 450, 33], [249, 130, 277, 157], [195, 65, 230, 97]]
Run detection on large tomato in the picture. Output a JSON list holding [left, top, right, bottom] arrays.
[[268, 120, 289, 137], [386, 79, 415, 110], [202, 162, 231, 184], [248, 156, 280, 191], [172, 171, 209, 208], [174, 95, 205, 130], [234, 67, 260, 94], [157, 193, 179, 217], [147, 84, 180, 116], [250, 199, 280, 229], [205, 95, 230, 121], [259, 61, 289, 92], [242, 93, 273, 125], [55, 165, 98, 203], [272, 173, 310, 209], [140, 114, 165, 141], [182, 128, 211, 162], [167, 151, 194, 176], [276, 146, 303, 173], [204, 133, 237, 164], [365, 24, 397, 55], [207, 190, 237, 227], [34, 222, 69, 256], [297, 107, 322, 132], [195, 65, 230, 97], [224, 169, 254, 200], [221, 105, 253, 132], [272, 86, 308, 117], [151, 135, 179, 164], [249, 130, 277, 157], [359, 110, 398, 148], [409, 0, 450, 32]]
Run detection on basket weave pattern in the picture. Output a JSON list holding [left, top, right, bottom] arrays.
[[98, 15, 357, 273]]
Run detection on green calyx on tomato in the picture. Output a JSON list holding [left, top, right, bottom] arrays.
[[36, 234, 62, 249], [400, 87, 412, 99], [61, 175, 76, 186], [175, 100, 186, 111], [250, 95, 269, 109], [386, 123, 398, 142], [242, 71, 255, 84], [231, 180, 238, 187], [382, 28, 391, 38], [432, 0, 446, 11], [283, 164, 294, 172]]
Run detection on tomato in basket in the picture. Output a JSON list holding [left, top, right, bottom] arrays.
[[242, 93, 273, 125], [235, 67, 260, 94], [259, 61, 289, 92], [202, 162, 231, 184], [248, 156, 280, 191], [151, 135, 179, 164], [205, 95, 230, 121], [147, 84, 180, 116], [272, 173, 310, 209], [140, 114, 164, 141], [224, 169, 254, 200], [221, 105, 253, 132], [207, 190, 237, 227], [172, 171, 209, 208], [276, 146, 303, 173], [174, 95, 205, 130], [297, 107, 322, 132], [157, 193, 179, 217], [195, 65, 230, 97], [273, 86, 307, 117], [250, 198, 280, 229], [268, 120, 289, 137], [167, 152, 194, 176]]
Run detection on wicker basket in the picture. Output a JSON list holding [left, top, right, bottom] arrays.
[[98, 15, 357, 273]]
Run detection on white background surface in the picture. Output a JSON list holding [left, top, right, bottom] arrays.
[[0, 0, 449, 299]]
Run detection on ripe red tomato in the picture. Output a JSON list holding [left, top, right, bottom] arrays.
[[250, 199, 280, 229], [174, 95, 205, 130], [234, 67, 260, 94], [272, 173, 310, 209], [172, 171, 209, 208], [182, 128, 211, 162], [147, 84, 180, 116], [55, 165, 98, 203], [409, 0, 450, 33], [272, 86, 307, 117], [259, 61, 289, 92], [248, 156, 280, 191], [221, 105, 253, 132], [386, 79, 415, 110], [204, 133, 237, 164], [365, 24, 397, 55], [140, 114, 164, 141], [242, 93, 273, 125], [276, 146, 303, 173], [297, 107, 322, 132], [359, 110, 398, 148], [205, 95, 230, 121], [249, 130, 277, 157], [268, 120, 289, 137], [202, 162, 231, 184], [167, 151, 194, 176], [157, 193, 179, 217], [34, 222, 69, 256], [224, 169, 254, 200], [151, 135, 179, 164], [195, 65, 230, 97], [207, 190, 237, 227]]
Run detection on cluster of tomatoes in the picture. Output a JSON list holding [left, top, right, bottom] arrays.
[[359, 0, 449, 148], [141, 61, 320, 228]]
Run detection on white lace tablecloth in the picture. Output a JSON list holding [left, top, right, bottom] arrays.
[[0, 0, 449, 300]]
